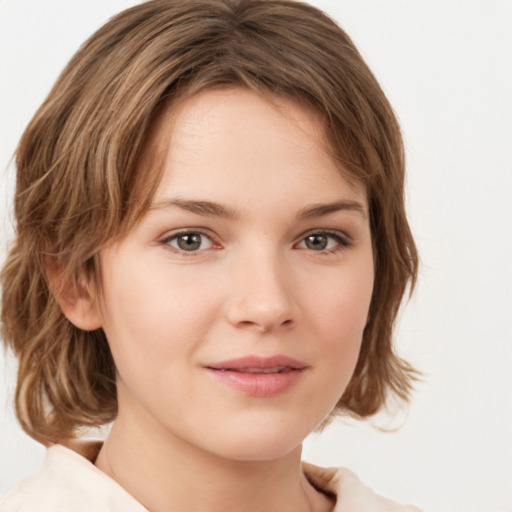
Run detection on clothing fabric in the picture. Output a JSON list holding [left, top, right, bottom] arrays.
[[0, 442, 422, 511]]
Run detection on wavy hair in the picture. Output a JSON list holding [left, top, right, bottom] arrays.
[[1, 0, 418, 444]]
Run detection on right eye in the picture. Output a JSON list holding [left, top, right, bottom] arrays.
[[161, 231, 215, 253]]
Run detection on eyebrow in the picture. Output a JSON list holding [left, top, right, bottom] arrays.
[[150, 198, 367, 220], [150, 198, 239, 219], [296, 200, 367, 220]]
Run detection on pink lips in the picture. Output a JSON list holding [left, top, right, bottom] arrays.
[[205, 356, 307, 397]]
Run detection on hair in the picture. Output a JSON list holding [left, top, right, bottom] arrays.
[[1, 0, 418, 445]]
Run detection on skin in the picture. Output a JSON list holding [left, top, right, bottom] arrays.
[[63, 88, 374, 512]]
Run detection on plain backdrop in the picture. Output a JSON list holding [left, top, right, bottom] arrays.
[[1, 1, 511, 511]]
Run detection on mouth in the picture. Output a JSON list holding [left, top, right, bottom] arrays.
[[206, 355, 306, 372], [205, 356, 307, 397], [213, 366, 299, 374]]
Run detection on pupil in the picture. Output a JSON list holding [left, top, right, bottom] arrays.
[[306, 234, 327, 250], [178, 234, 201, 251]]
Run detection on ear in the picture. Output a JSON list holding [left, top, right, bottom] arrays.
[[45, 258, 103, 331]]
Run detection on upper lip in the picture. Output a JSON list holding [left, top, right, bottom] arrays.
[[205, 355, 307, 372]]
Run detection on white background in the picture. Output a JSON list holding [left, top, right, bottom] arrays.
[[1, 1, 511, 511]]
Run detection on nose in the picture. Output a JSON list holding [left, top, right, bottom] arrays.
[[225, 250, 298, 333]]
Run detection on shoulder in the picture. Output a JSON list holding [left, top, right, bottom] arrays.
[[303, 462, 424, 512], [0, 443, 147, 512]]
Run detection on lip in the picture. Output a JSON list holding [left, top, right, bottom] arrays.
[[205, 355, 307, 397]]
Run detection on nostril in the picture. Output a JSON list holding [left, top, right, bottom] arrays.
[[235, 318, 294, 331]]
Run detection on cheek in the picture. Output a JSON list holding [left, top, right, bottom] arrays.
[[98, 259, 223, 378], [306, 261, 374, 344], [301, 261, 374, 403]]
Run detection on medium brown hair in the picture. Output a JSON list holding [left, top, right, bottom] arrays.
[[1, 0, 418, 444]]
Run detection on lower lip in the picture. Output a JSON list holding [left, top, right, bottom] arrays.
[[206, 368, 304, 397]]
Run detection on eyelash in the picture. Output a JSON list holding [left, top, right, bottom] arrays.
[[159, 230, 217, 256], [298, 230, 353, 254], [159, 229, 353, 256]]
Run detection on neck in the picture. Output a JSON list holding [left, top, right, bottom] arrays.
[[94, 409, 333, 512]]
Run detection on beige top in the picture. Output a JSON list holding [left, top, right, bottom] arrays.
[[0, 442, 422, 511]]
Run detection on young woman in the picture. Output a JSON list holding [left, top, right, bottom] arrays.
[[1, 1, 421, 510]]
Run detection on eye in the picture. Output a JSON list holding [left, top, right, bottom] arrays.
[[162, 231, 214, 252], [296, 231, 351, 252]]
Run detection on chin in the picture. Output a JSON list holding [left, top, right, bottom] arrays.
[[219, 439, 302, 463], [205, 420, 310, 462]]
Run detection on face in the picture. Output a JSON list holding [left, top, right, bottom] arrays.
[[95, 88, 374, 461]]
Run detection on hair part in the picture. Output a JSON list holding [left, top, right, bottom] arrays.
[[1, 0, 418, 444]]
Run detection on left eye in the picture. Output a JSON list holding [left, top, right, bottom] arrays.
[[164, 232, 214, 252], [297, 232, 348, 251]]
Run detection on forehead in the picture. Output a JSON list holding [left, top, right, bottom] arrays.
[[146, 87, 367, 209]]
